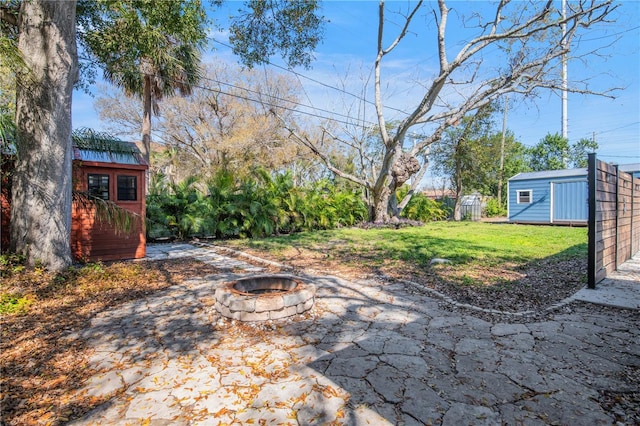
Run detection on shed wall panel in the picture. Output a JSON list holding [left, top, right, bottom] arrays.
[[71, 163, 146, 261], [508, 174, 588, 224], [508, 179, 551, 223], [552, 181, 588, 222]]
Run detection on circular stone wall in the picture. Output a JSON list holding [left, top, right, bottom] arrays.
[[214, 275, 315, 321]]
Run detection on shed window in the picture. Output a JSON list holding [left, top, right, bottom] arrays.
[[117, 175, 137, 201], [88, 174, 109, 200], [517, 190, 532, 204]]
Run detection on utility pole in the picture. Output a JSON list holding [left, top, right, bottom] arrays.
[[498, 95, 508, 206], [561, 0, 568, 139], [561, 0, 569, 166]]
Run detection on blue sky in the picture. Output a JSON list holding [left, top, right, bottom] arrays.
[[72, 0, 640, 164]]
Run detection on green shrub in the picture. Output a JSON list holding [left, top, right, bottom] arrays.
[[399, 191, 449, 222], [0, 293, 32, 315], [0, 253, 26, 277], [485, 197, 507, 217], [147, 170, 368, 240]]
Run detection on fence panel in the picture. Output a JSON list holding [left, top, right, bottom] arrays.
[[588, 154, 640, 288]]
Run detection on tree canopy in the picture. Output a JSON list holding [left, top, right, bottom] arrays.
[[95, 62, 323, 183], [527, 133, 598, 171], [1, 0, 325, 269], [77, 0, 209, 162]]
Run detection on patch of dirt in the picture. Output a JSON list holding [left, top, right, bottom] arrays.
[[413, 256, 587, 312], [261, 246, 373, 279]]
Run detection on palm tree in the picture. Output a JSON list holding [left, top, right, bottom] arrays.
[[77, 0, 208, 163]]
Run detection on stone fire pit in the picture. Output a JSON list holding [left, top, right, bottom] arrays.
[[214, 275, 316, 321]]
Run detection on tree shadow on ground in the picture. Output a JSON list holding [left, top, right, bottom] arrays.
[[288, 273, 637, 425]]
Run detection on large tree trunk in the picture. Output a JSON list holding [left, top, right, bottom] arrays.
[[371, 148, 421, 223], [141, 74, 152, 164], [371, 182, 392, 223], [11, 0, 78, 270]]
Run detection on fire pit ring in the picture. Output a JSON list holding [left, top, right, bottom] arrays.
[[214, 275, 315, 321]]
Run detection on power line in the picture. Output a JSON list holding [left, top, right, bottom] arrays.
[[598, 154, 640, 159], [179, 78, 378, 129], [579, 25, 640, 42], [191, 70, 376, 127], [595, 121, 640, 135], [209, 38, 410, 115], [201, 37, 639, 146]]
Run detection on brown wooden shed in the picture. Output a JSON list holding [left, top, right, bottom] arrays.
[[1, 133, 148, 261], [71, 135, 148, 261]]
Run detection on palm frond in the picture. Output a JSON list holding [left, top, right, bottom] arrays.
[[0, 111, 16, 153], [72, 191, 140, 234]]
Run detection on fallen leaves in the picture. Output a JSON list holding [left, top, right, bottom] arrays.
[[214, 407, 233, 417], [0, 258, 220, 426], [315, 383, 342, 399]]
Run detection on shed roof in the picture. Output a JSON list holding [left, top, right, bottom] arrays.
[[509, 168, 587, 182], [460, 193, 482, 206], [72, 128, 147, 167], [619, 163, 640, 174]]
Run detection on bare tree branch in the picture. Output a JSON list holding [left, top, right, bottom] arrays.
[[289, 0, 619, 222], [272, 109, 371, 189]]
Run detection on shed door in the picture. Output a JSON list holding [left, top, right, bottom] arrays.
[[552, 181, 588, 222]]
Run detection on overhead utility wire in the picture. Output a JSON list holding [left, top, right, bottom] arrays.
[[594, 121, 640, 135], [181, 78, 380, 129], [188, 70, 372, 126], [178, 76, 435, 141], [210, 26, 640, 116], [209, 38, 409, 115], [579, 25, 640, 42]]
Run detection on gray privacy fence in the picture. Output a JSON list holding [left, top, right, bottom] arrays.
[[587, 153, 640, 288]]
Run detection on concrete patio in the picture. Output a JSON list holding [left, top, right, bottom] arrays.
[[67, 243, 640, 425]]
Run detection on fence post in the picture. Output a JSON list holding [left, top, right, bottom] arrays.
[[614, 164, 620, 269], [631, 173, 635, 257], [587, 153, 597, 289]]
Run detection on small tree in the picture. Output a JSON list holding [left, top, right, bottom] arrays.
[[570, 137, 599, 168], [527, 133, 598, 171], [527, 133, 570, 171], [431, 106, 495, 221], [77, 0, 209, 164]]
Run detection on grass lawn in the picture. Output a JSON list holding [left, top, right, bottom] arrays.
[[219, 222, 589, 311], [220, 221, 587, 272]]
